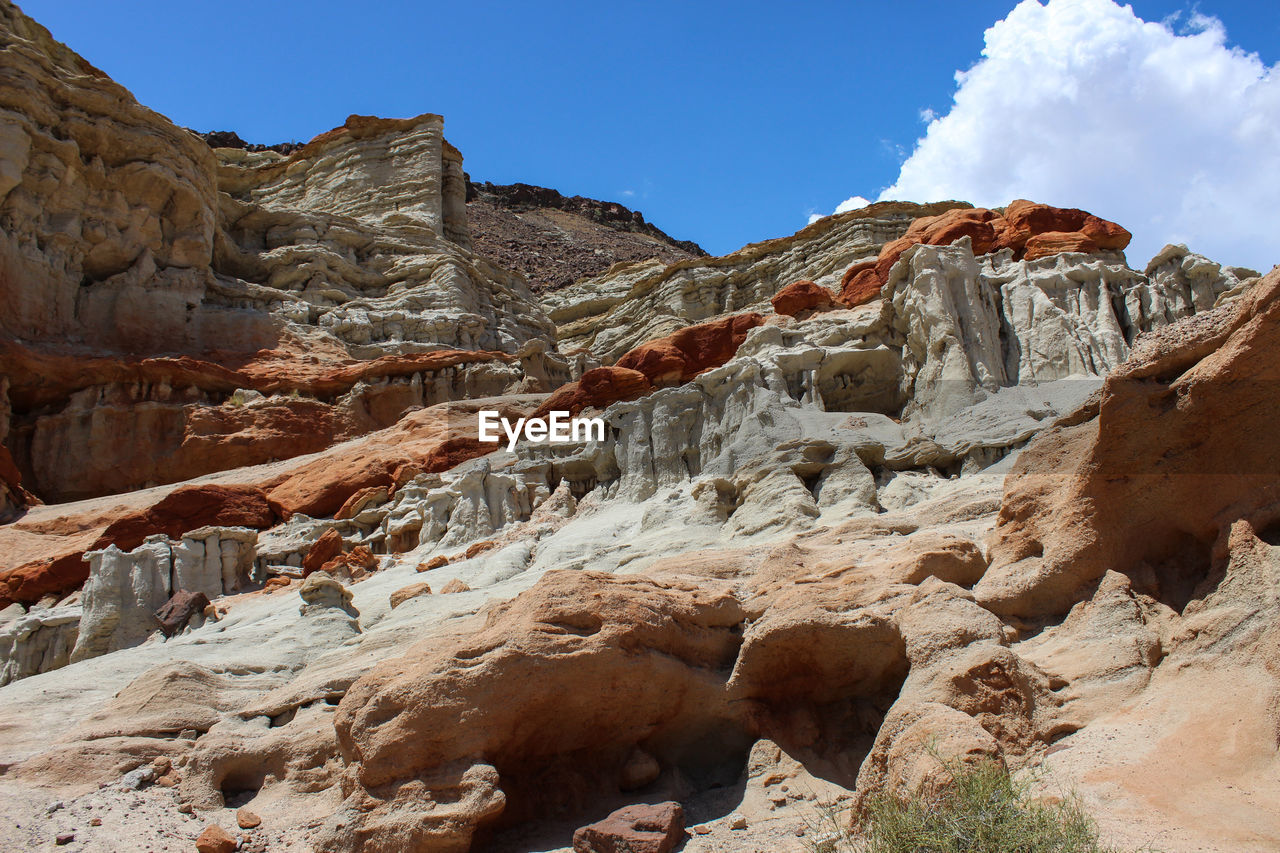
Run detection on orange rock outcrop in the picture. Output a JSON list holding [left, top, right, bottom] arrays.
[[836, 200, 1131, 307], [771, 280, 838, 317]]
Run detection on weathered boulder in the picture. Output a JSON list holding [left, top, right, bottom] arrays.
[[837, 261, 882, 307], [298, 571, 358, 619], [303, 529, 345, 577], [318, 545, 378, 581], [319, 571, 745, 852], [154, 590, 210, 638], [572, 801, 685, 853], [194, 824, 237, 853], [389, 582, 432, 609]]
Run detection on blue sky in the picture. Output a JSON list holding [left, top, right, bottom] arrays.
[[19, 1, 1280, 267]]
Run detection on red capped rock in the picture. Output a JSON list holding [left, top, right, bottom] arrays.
[[96, 485, 277, 552], [838, 200, 1131, 301], [533, 367, 653, 419], [0, 552, 87, 609], [838, 261, 883, 307], [1023, 231, 1100, 261], [771, 280, 837, 317], [616, 312, 765, 387]]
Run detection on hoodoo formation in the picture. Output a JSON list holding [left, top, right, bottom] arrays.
[[1, 2, 1277, 852]]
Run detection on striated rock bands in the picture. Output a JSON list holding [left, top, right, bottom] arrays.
[[1, 4, 1278, 852]]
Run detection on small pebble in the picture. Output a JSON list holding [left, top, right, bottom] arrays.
[[90, 818, 103, 827], [729, 814, 748, 830], [55, 833, 74, 846]]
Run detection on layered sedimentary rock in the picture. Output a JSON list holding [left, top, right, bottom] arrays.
[[0, 395, 537, 608], [3, 4, 1279, 851], [0, 3, 566, 506], [544, 201, 966, 360], [837, 200, 1133, 307]]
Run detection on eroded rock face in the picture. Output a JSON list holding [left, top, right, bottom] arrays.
[[0, 5, 223, 351], [980, 268, 1280, 619], [0, 602, 80, 686], [5, 5, 1280, 850], [0, 4, 567, 507], [321, 571, 746, 851], [3, 344, 554, 502], [546, 201, 965, 360]]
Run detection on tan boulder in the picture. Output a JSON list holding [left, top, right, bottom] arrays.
[[389, 582, 432, 609], [417, 555, 450, 572], [318, 571, 745, 851]]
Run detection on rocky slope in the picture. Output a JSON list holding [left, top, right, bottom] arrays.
[[1, 3, 1278, 852], [465, 180, 706, 291]]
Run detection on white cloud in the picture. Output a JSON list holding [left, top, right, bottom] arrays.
[[808, 195, 871, 224], [919, 107, 938, 123], [835, 195, 872, 214], [877, 0, 1280, 272]]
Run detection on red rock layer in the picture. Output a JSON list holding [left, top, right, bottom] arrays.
[[615, 313, 765, 386], [771, 280, 838, 317], [0, 340, 508, 416], [532, 367, 653, 419], [0, 399, 535, 607], [532, 313, 764, 420], [1, 340, 514, 503], [836, 200, 1131, 307]]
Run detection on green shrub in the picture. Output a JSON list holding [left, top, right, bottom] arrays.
[[806, 758, 1131, 853]]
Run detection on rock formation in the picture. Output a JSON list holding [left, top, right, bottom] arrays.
[[1, 5, 1277, 853]]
